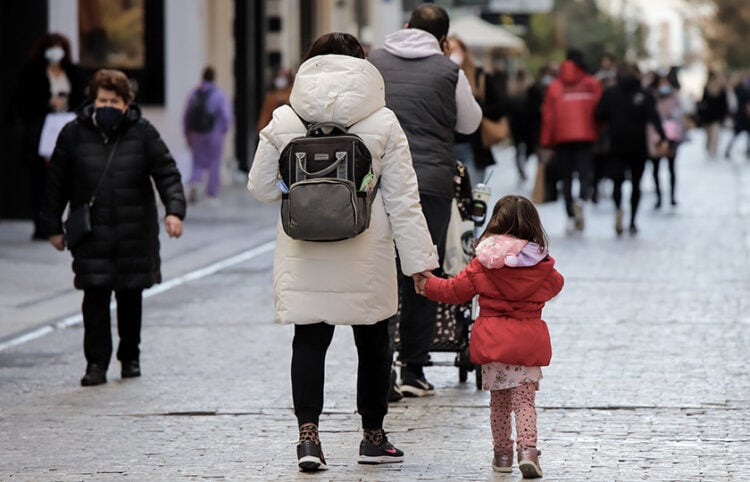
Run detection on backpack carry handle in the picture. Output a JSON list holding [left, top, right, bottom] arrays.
[[296, 152, 347, 178], [306, 121, 349, 137]]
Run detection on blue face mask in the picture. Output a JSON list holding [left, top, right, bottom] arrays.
[[658, 85, 672, 96], [94, 106, 124, 132]]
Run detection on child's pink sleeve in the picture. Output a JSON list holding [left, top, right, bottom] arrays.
[[423, 268, 477, 304]]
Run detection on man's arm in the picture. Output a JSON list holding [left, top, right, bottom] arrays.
[[454, 69, 482, 134]]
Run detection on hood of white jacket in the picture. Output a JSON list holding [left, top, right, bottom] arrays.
[[383, 29, 443, 59], [289, 54, 385, 127]]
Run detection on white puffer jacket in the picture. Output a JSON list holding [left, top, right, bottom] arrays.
[[248, 54, 439, 325]]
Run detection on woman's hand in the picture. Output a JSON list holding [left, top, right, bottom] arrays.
[[165, 215, 183, 238], [49, 234, 65, 251]]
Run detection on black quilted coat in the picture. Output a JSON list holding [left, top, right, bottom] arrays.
[[41, 103, 186, 290]]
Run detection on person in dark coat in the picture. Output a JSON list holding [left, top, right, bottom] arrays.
[[725, 73, 750, 159], [700, 70, 728, 159], [595, 64, 667, 235], [41, 69, 186, 386], [14, 32, 87, 240]]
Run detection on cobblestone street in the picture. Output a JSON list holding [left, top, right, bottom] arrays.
[[1, 131, 749, 480]]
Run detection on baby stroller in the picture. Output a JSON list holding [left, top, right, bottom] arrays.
[[392, 164, 490, 390]]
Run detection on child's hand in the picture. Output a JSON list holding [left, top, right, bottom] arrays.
[[411, 270, 433, 295]]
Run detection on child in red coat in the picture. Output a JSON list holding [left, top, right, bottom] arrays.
[[416, 195, 564, 478]]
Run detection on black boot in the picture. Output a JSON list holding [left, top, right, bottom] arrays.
[[80, 364, 107, 386], [121, 360, 141, 378]]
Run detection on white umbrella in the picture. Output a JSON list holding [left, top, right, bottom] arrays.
[[449, 16, 526, 52]]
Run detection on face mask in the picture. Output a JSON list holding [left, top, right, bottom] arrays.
[[45, 46, 65, 64], [658, 85, 672, 96], [542, 75, 554, 86], [449, 52, 464, 66], [274, 77, 289, 90], [94, 106, 124, 132]]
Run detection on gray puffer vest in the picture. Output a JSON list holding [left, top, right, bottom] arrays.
[[368, 50, 458, 199]]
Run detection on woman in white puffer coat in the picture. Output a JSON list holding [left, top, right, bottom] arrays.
[[247, 33, 439, 472]]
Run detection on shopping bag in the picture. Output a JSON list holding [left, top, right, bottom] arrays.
[[38, 112, 76, 158]]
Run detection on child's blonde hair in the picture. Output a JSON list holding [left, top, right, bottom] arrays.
[[480, 195, 548, 251]]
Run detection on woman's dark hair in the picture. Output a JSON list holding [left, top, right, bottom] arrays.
[[407, 4, 450, 43], [300, 33, 365, 63], [88, 69, 135, 103], [480, 195, 548, 251], [202, 66, 215, 82], [29, 32, 73, 64]]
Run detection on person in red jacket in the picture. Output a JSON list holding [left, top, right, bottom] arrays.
[[540, 49, 602, 233], [416, 195, 564, 479]]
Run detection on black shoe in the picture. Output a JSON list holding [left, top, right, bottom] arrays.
[[80, 364, 107, 386], [297, 439, 328, 472], [358, 430, 404, 464], [400, 371, 435, 397], [388, 369, 403, 403], [121, 360, 141, 378], [629, 224, 638, 235]]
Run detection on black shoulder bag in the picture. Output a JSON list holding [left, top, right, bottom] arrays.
[[64, 138, 120, 250]]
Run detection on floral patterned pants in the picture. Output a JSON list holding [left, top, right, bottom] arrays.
[[490, 382, 537, 451]]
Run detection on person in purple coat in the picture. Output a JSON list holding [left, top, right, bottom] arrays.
[[183, 66, 233, 201]]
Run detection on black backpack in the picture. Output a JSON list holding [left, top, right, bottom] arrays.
[[278, 118, 378, 242], [186, 89, 215, 133]]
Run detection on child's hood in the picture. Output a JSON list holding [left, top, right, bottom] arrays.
[[476, 234, 548, 269]]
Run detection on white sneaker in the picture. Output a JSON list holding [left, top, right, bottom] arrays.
[[573, 201, 585, 231], [565, 218, 576, 235]]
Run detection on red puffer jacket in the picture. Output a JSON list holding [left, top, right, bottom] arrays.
[[424, 256, 564, 366], [540, 60, 602, 147]]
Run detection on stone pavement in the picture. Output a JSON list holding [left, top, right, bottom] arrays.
[[1, 130, 750, 481]]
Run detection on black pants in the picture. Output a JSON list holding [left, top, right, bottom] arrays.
[[651, 154, 676, 204], [555, 142, 594, 217], [291, 320, 391, 429], [612, 157, 647, 226], [397, 194, 451, 371], [82, 288, 143, 368]]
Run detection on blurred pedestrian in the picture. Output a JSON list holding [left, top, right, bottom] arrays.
[[256, 67, 293, 133], [595, 64, 667, 235], [591, 53, 618, 203], [540, 48, 602, 233], [508, 69, 533, 181], [13, 32, 87, 240], [41, 69, 186, 386], [368, 4, 482, 398], [183, 66, 233, 203], [247, 33, 439, 471], [649, 72, 685, 208], [699, 70, 728, 159], [416, 194, 564, 479], [447, 35, 505, 184], [725, 72, 750, 160]]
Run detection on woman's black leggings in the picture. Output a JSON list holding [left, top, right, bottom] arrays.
[[651, 155, 677, 203], [612, 158, 646, 226], [291, 319, 391, 430]]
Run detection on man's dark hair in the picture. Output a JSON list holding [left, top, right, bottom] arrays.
[[407, 4, 450, 43], [202, 66, 215, 82], [566, 48, 589, 73], [301, 32, 365, 63]]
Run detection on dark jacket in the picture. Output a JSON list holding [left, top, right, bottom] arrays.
[[595, 76, 666, 164], [368, 49, 458, 199], [14, 59, 88, 160], [456, 68, 506, 169], [41, 103, 186, 290]]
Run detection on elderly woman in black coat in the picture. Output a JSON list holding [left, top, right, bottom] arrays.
[[41, 69, 186, 386]]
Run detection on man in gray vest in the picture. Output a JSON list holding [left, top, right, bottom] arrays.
[[369, 4, 482, 398]]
